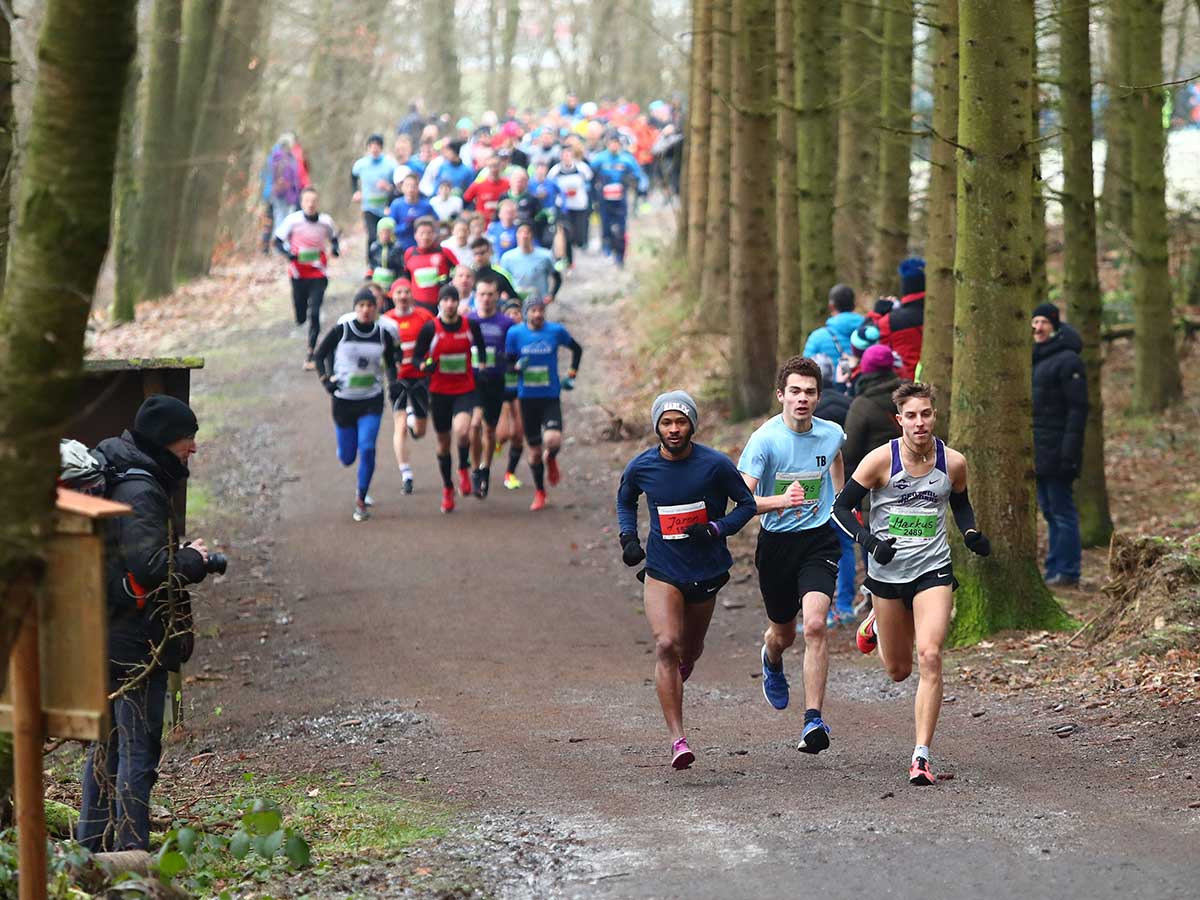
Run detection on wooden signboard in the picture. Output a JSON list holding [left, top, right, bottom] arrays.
[[0, 489, 129, 740]]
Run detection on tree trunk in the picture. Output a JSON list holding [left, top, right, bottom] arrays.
[[1058, 0, 1112, 547], [1128, 0, 1181, 411], [700, 0, 732, 330], [729, 0, 777, 418], [921, 0, 958, 435], [949, 0, 1066, 644], [774, 0, 799, 357], [794, 0, 838, 346], [486, 0, 499, 109], [495, 0, 520, 113], [424, 0, 461, 115], [0, 11, 13, 301], [1100, 4, 1133, 236], [870, 0, 913, 293], [163, 0, 221, 289], [111, 61, 142, 323], [0, 0, 135, 689], [133, 0, 183, 301], [1030, 32, 1047, 305], [174, 0, 266, 280], [833, 0, 881, 291], [686, 0, 713, 295]]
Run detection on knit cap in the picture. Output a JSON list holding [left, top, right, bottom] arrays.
[[651, 390, 698, 433], [1032, 302, 1061, 329], [133, 395, 198, 450], [860, 344, 896, 375]]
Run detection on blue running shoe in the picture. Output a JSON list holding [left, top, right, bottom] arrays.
[[797, 717, 831, 754], [760, 644, 789, 710]]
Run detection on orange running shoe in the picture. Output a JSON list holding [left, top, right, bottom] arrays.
[[908, 756, 936, 786], [530, 489, 547, 511], [856, 609, 878, 654], [546, 455, 561, 486], [440, 487, 455, 514]]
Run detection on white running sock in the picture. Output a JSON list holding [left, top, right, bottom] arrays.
[[400, 464, 412, 479], [913, 744, 930, 762], [406, 413, 416, 432]]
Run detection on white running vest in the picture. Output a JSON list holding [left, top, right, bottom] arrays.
[[867, 439, 952, 582]]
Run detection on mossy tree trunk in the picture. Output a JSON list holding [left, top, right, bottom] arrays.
[[1128, 0, 1181, 412], [0, 12, 13, 301], [729, 0, 777, 418], [686, 0, 713, 296], [700, 0, 732, 330], [1030, 32, 1048, 304], [1100, 3, 1133, 237], [0, 0, 135, 685], [795, 0, 839, 345], [870, 0, 913, 293], [774, 0, 800, 358], [174, 0, 265, 280], [1059, 0, 1113, 547], [921, 0, 958, 436], [111, 60, 142, 323], [949, 0, 1067, 644], [424, 0, 462, 115], [132, 0, 182, 301], [494, 0, 520, 113], [833, 0, 881, 291]]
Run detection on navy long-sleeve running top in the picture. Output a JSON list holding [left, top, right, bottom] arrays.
[[616, 443, 757, 583]]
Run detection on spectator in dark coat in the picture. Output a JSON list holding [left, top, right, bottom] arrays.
[[842, 345, 903, 475], [78, 396, 212, 852], [1032, 303, 1088, 586]]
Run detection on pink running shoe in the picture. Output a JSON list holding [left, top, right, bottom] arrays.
[[671, 737, 695, 770]]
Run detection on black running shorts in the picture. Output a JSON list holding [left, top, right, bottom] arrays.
[[519, 396, 563, 446], [391, 377, 430, 420], [864, 568, 957, 611], [639, 568, 731, 605], [755, 525, 840, 624], [475, 374, 507, 427], [430, 391, 477, 434], [331, 393, 383, 428]]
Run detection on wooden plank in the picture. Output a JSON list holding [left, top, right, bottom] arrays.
[[56, 488, 132, 520]]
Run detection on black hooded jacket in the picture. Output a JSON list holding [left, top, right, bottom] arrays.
[[96, 430, 207, 676], [843, 370, 903, 474], [1032, 323, 1088, 478]]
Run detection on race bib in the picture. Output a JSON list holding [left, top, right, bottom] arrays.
[[887, 507, 938, 540], [347, 373, 376, 389], [439, 352, 467, 374], [366, 192, 388, 207], [298, 248, 322, 263], [658, 501, 708, 540], [504, 371, 518, 389], [485, 346, 497, 367], [414, 266, 440, 288], [523, 365, 550, 386], [372, 267, 394, 285], [400, 340, 416, 364], [602, 183, 624, 201], [773, 471, 822, 508]]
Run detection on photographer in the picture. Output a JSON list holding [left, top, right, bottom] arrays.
[[77, 395, 221, 851]]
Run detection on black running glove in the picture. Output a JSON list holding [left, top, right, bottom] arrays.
[[964, 529, 991, 557], [619, 532, 645, 567], [683, 522, 720, 542], [322, 378, 338, 396], [865, 534, 898, 565]]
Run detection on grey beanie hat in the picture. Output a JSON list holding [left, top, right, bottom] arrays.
[[651, 390, 698, 433]]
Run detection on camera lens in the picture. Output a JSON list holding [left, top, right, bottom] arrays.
[[206, 551, 228, 576]]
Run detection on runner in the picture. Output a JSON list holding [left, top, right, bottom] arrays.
[[350, 134, 396, 262], [498, 298, 526, 489], [590, 130, 648, 266], [500, 223, 561, 305], [274, 186, 340, 370], [411, 284, 488, 513], [463, 155, 509, 224], [736, 356, 845, 755], [387, 173, 436, 253], [617, 391, 757, 769], [431, 178, 465, 222], [529, 162, 566, 264], [404, 217, 457, 315], [504, 298, 582, 511], [505, 169, 541, 235], [548, 145, 593, 251], [452, 264, 476, 313], [487, 199, 520, 258], [314, 287, 401, 522], [367, 216, 405, 289], [832, 382, 991, 785], [469, 237, 520, 300], [382, 278, 435, 494], [467, 273, 514, 497], [441, 217, 473, 262]]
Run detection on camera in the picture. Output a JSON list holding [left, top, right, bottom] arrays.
[[205, 552, 228, 576]]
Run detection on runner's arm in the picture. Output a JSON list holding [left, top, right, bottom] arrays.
[[468, 320, 488, 362], [832, 479, 871, 544], [495, 268, 519, 299], [715, 459, 758, 536], [313, 325, 342, 384], [615, 461, 642, 537], [411, 320, 437, 365], [830, 450, 845, 494], [272, 235, 295, 260], [947, 451, 990, 554], [382, 331, 402, 391], [547, 265, 563, 299], [564, 337, 582, 374]]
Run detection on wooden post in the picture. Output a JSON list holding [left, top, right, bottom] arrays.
[[10, 593, 47, 900]]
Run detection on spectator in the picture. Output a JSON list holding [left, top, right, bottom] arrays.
[[877, 257, 926, 379], [1032, 302, 1088, 587], [803, 284, 865, 393], [842, 344, 903, 475], [78, 396, 214, 851], [264, 134, 301, 232]]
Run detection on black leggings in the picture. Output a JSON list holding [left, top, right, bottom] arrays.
[[291, 277, 328, 351], [567, 209, 589, 248]]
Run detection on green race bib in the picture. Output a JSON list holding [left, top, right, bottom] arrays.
[[414, 266, 440, 288], [505, 371, 518, 389], [523, 365, 550, 387], [888, 509, 938, 539], [347, 373, 376, 389], [372, 267, 394, 285], [439, 352, 467, 374], [298, 248, 321, 263], [773, 471, 822, 505]]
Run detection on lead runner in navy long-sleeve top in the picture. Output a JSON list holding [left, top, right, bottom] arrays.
[[617, 444, 756, 584]]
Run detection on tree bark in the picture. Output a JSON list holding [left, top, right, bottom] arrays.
[[1100, 3, 1133, 236], [921, 0, 958, 436], [949, 0, 1066, 644], [0, 0, 135, 688], [132, 0, 183, 301], [424, 0, 462, 115], [495, 0, 520, 113], [774, 0, 800, 357], [1128, 0, 1181, 411], [0, 11, 13, 302], [794, 0, 838, 347], [1030, 31, 1047, 305], [686, 0, 713, 295], [174, 0, 266, 280], [833, 0, 881, 292], [729, 0, 777, 418], [486, 0, 499, 108], [111, 61, 142, 323], [870, 0, 914, 293], [700, 0, 732, 330], [1058, 0, 1112, 547]]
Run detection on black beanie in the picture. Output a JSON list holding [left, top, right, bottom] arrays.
[[828, 283, 855, 312], [133, 395, 198, 450], [1032, 302, 1061, 329]]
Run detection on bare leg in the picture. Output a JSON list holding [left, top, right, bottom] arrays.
[[482, 422, 498, 468], [679, 597, 717, 670], [468, 407, 484, 469], [911, 586, 953, 748], [391, 410, 410, 468], [762, 618, 797, 668], [799, 591, 830, 712], [873, 596, 916, 683], [643, 577, 688, 740]]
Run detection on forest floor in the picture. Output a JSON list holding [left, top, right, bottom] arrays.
[[51, 207, 1200, 898]]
